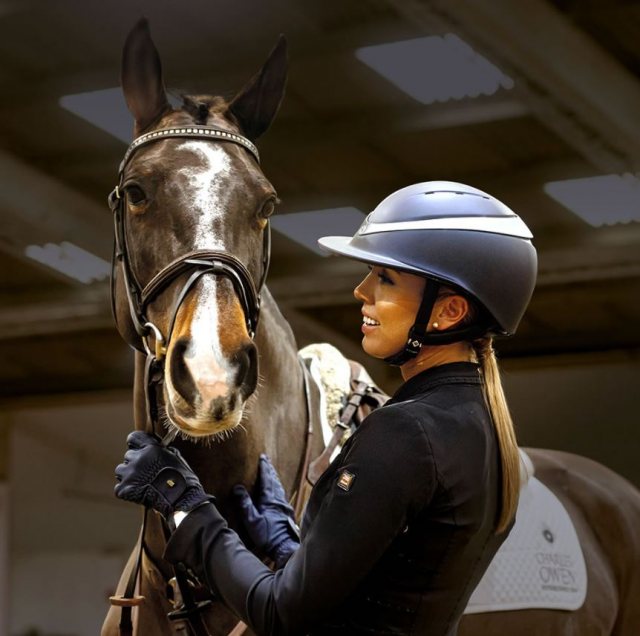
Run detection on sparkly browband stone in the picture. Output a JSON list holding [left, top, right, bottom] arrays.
[[119, 126, 260, 174]]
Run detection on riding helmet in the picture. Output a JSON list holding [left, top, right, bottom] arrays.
[[318, 181, 537, 362]]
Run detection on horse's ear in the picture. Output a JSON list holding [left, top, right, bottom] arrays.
[[121, 18, 170, 134], [227, 35, 288, 141]]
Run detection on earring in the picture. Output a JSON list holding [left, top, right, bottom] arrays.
[[432, 321, 439, 329]]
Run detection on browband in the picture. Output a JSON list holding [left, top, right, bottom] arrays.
[[119, 125, 260, 174]]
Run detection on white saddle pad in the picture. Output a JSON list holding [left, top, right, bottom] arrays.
[[464, 475, 587, 614]]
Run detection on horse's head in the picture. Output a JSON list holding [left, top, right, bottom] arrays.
[[113, 20, 286, 438]]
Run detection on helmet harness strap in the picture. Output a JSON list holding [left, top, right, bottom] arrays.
[[384, 280, 492, 367], [384, 281, 440, 366]]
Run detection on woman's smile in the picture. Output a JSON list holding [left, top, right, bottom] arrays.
[[354, 266, 425, 359], [361, 313, 381, 333]]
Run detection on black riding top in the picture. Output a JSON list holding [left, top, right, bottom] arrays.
[[165, 361, 514, 635]]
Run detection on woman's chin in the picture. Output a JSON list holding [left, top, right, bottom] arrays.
[[361, 335, 399, 360]]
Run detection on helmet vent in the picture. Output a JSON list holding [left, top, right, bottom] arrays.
[[423, 190, 490, 200]]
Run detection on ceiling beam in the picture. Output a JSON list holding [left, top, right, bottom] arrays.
[[385, 0, 640, 172], [1, 240, 638, 341], [273, 156, 594, 215], [0, 284, 112, 340], [272, 242, 640, 307], [0, 149, 112, 259]]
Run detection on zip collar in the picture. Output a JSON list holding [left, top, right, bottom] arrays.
[[389, 361, 482, 404]]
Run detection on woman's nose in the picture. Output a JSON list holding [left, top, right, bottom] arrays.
[[354, 272, 373, 303]]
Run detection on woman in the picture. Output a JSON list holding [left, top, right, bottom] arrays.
[[115, 181, 537, 635]]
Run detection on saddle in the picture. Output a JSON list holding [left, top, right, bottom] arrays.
[[299, 343, 388, 485]]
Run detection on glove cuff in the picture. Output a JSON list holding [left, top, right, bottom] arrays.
[[175, 490, 213, 513], [272, 537, 300, 569]]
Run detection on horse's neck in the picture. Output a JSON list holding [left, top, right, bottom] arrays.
[[131, 287, 318, 504], [253, 288, 321, 489]]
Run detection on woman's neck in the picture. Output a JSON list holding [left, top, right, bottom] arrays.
[[401, 341, 474, 381]]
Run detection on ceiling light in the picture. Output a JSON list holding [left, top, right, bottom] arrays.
[[25, 241, 110, 284], [544, 174, 640, 227], [60, 88, 134, 143], [356, 34, 513, 104], [271, 207, 366, 256], [60, 89, 179, 143]]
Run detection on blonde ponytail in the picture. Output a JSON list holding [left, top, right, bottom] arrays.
[[472, 337, 520, 534]]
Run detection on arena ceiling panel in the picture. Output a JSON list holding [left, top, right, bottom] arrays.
[[1, 0, 639, 397]]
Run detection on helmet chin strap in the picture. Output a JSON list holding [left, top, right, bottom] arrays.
[[384, 282, 440, 366], [383, 281, 490, 367]]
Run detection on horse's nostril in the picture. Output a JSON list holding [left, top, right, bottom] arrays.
[[236, 343, 258, 400], [169, 337, 197, 402]]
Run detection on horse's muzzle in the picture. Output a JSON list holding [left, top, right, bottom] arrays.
[[164, 338, 258, 434]]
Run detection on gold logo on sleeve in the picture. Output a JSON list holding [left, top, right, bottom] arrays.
[[337, 470, 355, 492]]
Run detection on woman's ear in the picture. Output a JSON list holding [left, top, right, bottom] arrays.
[[434, 295, 469, 330]]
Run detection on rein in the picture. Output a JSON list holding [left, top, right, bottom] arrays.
[[109, 125, 270, 636]]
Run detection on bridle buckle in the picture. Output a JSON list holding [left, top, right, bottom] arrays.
[[144, 322, 167, 361]]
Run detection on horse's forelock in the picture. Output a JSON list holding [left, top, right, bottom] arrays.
[[152, 95, 233, 131]]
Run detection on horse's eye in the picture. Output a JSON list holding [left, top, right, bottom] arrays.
[[125, 185, 147, 206], [259, 199, 276, 219]]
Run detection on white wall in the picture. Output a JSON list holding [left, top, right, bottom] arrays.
[[6, 394, 140, 636], [502, 351, 640, 487]]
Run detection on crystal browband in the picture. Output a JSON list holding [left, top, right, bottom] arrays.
[[119, 125, 260, 174]]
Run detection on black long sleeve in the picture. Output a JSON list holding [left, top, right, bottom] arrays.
[[164, 405, 435, 636]]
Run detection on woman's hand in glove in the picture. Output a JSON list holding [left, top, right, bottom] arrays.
[[115, 431, 211, 518], [232, 454, 300, 568]]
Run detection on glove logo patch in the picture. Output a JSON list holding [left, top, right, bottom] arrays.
[[337, 470, 355, 492]]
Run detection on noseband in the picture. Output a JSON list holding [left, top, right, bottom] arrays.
[[108, 125, 270, 360]]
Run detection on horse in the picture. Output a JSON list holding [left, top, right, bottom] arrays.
[[461, 448, 640, 635], [102, 19, 325, 635], [103, 19, 640, 636]]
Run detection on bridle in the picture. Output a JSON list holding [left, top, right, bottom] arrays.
[[107, 124, 272, 636], [108, 125, 271, 362]]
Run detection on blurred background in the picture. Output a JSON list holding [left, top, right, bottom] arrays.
[[0, 0, 639, 634]]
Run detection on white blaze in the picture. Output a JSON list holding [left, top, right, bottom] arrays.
[[173, 142, 234, 404]]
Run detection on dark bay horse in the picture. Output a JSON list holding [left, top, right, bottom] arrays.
[[102, 20, 324, 635], [103, 20, 640, 636], [462, 448, 640, 635]]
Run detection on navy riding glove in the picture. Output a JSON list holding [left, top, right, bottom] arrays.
[[114, 431, 210, 518], [232, 454, 300, 569]]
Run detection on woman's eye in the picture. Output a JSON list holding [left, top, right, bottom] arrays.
[[125, 185, 146, 206], [378, 271, 393, 285]]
